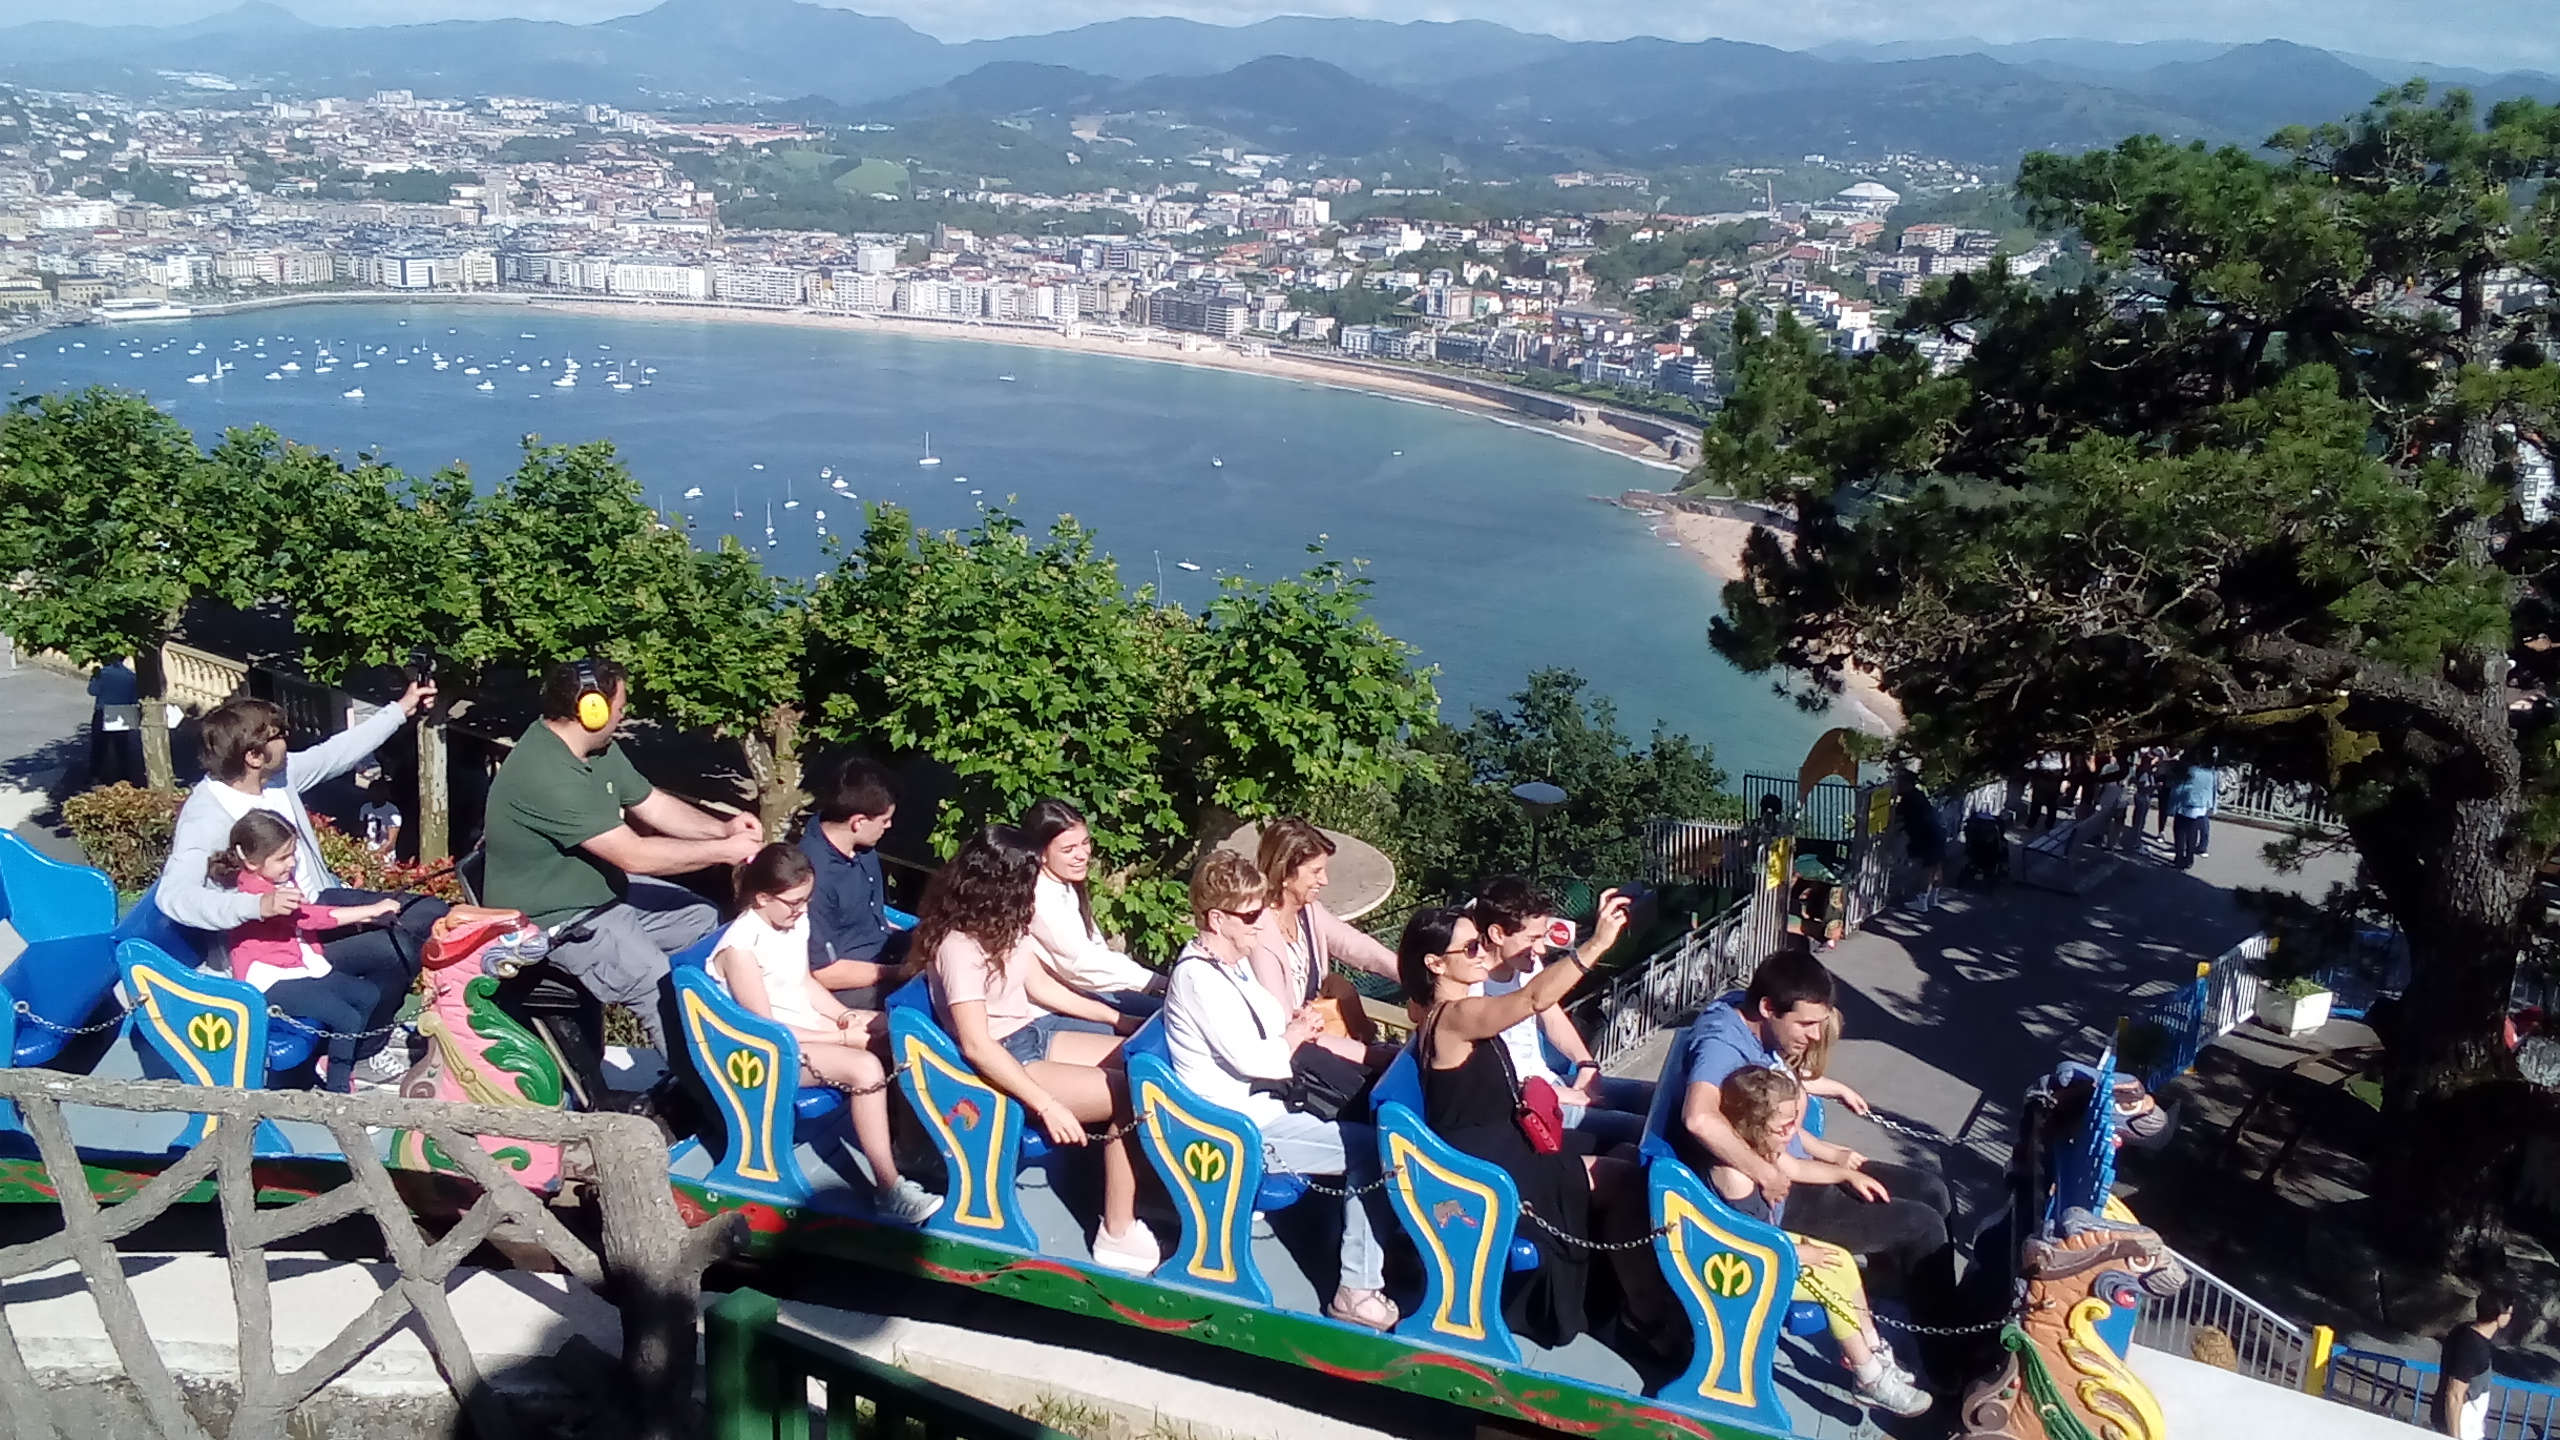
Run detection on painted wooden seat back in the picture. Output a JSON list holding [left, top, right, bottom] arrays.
[[1122, 1013, 1307, 1305], [1638, 1008, 1828, 1409], [885, 975, 1042, 1252], [115, 938, 293, 1153], [665, 935, 854, 1207], [1369, 1047, 1528, 1365], [0, 833, 123, 1067]]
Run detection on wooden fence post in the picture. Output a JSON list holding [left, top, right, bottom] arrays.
[[416, 714, 449, 865], [704, 1289, 779, 1440]]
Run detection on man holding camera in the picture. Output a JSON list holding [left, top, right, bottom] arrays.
[[1467, 875, 1655, 1148]]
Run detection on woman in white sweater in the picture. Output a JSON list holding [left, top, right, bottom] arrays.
[[1021, 799, 1164, 1016]]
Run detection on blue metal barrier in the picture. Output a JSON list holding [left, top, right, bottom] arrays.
[[2326, 1344, 2560, 1440]]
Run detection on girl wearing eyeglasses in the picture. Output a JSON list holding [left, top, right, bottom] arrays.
[[709, 843, 937, 1226]]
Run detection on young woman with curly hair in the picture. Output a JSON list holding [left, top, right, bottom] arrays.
[[918, 824, 1159, 1273]]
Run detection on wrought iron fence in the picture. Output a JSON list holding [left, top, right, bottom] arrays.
[[2213, 768, 2345, 835], [0, 1069, 740, 1440], [2325, 1344, 2560, 1440], [2130, 1248, 2315, 1390]]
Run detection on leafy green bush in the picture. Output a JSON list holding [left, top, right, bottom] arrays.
[[61, 783, 183, 894]]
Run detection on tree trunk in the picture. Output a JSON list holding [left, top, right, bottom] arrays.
[[741, 704, 806, 840], [416, 712, 449, 864], [137, 645, 174, 791]]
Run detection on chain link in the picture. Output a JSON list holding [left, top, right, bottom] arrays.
[[1516, 1203, 1677, 1252], [1797, 1269, 2024, 1337], [814, 1056, 916, 1099], [1859, 1109, 1961, 1147], [267, 1011, 417, 1044], [13, 1000, 128, 1037]]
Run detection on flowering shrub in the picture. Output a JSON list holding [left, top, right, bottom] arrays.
[[61, 783, 184, 894]]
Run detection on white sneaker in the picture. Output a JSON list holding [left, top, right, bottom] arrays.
[[355, 1044, 415, 1086], [1855, 1364, 1932, 1417], [1090, 1219, 1162, 1275], [876, 1179, 940, 1226], [1877, 1339, 1920, 1387]]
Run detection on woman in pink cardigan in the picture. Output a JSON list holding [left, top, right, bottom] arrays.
[[1248, 818, 1397, 1045]]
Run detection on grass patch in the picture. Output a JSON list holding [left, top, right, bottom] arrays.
[[835, 157, 909, 196], [1017, 1395, 1114, 1438]]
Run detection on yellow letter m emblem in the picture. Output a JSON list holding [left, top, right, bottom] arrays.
[[1181, 1140, 1228, 1183], [1702, 1250, 1755, 1299], [724, 1048, 769, 1090], [187, 1013, 235, 1054]]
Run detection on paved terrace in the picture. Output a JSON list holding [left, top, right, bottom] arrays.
[[1608, 815, 2357, 1220]]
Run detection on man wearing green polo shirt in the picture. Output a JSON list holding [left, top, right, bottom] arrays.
[[483, 659, 762, 1050]]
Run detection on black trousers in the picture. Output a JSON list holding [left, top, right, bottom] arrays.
[[1784, 1159, 1956, 1303]]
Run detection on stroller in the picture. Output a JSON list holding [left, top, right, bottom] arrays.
[[1960, 811, 2009, 889]]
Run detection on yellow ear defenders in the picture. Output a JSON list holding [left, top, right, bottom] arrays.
[[571, 658, 612, 733]]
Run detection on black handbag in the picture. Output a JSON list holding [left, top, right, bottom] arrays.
[[1185, 953, 1377, 1122]]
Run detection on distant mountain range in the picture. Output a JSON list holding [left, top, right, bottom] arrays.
[[6, 1, 2558, 166]]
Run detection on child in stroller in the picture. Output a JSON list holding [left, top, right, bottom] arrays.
[[1960, 811, 2008, 888]]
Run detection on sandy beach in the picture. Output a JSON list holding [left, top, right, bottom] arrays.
[[1620, 498, 1907, 738], [500, 297, 1695, 472]]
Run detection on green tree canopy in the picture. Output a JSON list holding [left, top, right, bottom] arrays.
[[1697, 83, 2560, 1245]]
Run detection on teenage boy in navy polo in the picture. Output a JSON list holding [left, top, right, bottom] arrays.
[[801, 757, 908, 1002]]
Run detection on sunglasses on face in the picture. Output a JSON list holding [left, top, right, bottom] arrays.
[[1439, 937, 1485, 959], [1222, 906, 1267, 927]]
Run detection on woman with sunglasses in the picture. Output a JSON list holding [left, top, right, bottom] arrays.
[[919, 825, 1160, 1274], [1398, 891, 1654, 1349], [1163, 849, 1400, 1330], [708, 843, 938, 1225]]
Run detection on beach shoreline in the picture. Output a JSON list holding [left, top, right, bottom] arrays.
[[1610, 494, 1907, 739]]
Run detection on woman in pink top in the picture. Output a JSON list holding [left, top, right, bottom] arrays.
[[919, 825, 1159, 1274], [1248, 818, 1397, 1042], [208, 811, 401, 1092]]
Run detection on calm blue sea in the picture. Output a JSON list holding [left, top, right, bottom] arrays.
[[4, 302, 1833, 777]]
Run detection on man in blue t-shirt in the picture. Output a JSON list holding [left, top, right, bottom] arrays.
[[1676, 948, 1954, 1298]]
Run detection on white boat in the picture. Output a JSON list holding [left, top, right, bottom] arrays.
[[814, 510, 826, 521], [520, 333, 537, 339], [476, 380, 495, 391], [1176, 561, 1202, 572], [1211, 458, 1224, 468], [918, 433, 941, 467], [820, 467, 833, 479], [517, 365, 532, 373], [999, 374, 1016, 382], [264, 371, 282, 380], [280, 362, 300, 372], [682, 487, 704, 500], [831, 477, 849, 489], [342, 388, 364, 399], [463, 367, 480, 375], [352, 361, 369, 369], [185, 374, 208, 384], [612, 381, 633, 391], [552, 375, 575, 388], [643, 367, 657, 374]]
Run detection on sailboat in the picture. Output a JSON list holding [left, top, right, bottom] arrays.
[[732, 490, 744, 520], [763, 503, 777, 547], [918, 433, 941, 467], [784, 479, 799, 510]]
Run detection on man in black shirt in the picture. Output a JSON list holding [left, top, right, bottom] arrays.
[[2435, 1287, 2513, 1439]]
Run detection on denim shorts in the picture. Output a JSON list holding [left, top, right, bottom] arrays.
[[998, 1012, 1118, 1065]]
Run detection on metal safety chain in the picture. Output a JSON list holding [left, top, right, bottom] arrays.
[[1516, 1203, 1677, 1252], [12, 1001, 127, 1038], [1797, 1268, 2025, 1337], [265, 1011, 417, 1043]]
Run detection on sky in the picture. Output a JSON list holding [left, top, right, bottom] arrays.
[[0, 0, 2545, 73]]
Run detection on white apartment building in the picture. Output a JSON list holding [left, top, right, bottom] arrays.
[[713, 263, 806, 306], [607, 259, 710, 300]]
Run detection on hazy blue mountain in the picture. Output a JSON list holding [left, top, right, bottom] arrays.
[[5, 2, 2558, 164], [956, 16, 1569, 88], [1812, 37, 2235, 71]]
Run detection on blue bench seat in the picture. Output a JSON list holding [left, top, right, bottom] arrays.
[[1119, 1014, 1311, 1305]]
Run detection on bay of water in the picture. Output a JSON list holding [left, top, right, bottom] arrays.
[[4, 302, 1830, 777]]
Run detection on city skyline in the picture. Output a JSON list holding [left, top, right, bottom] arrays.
[[0, 0, 2549, 74]]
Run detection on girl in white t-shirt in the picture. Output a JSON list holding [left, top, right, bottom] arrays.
[[712, 844, 937, 1226]]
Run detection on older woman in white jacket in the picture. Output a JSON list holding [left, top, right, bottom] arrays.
[[1022, 799, 1164, 1015], [1164, 848, 1398, 1331]]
